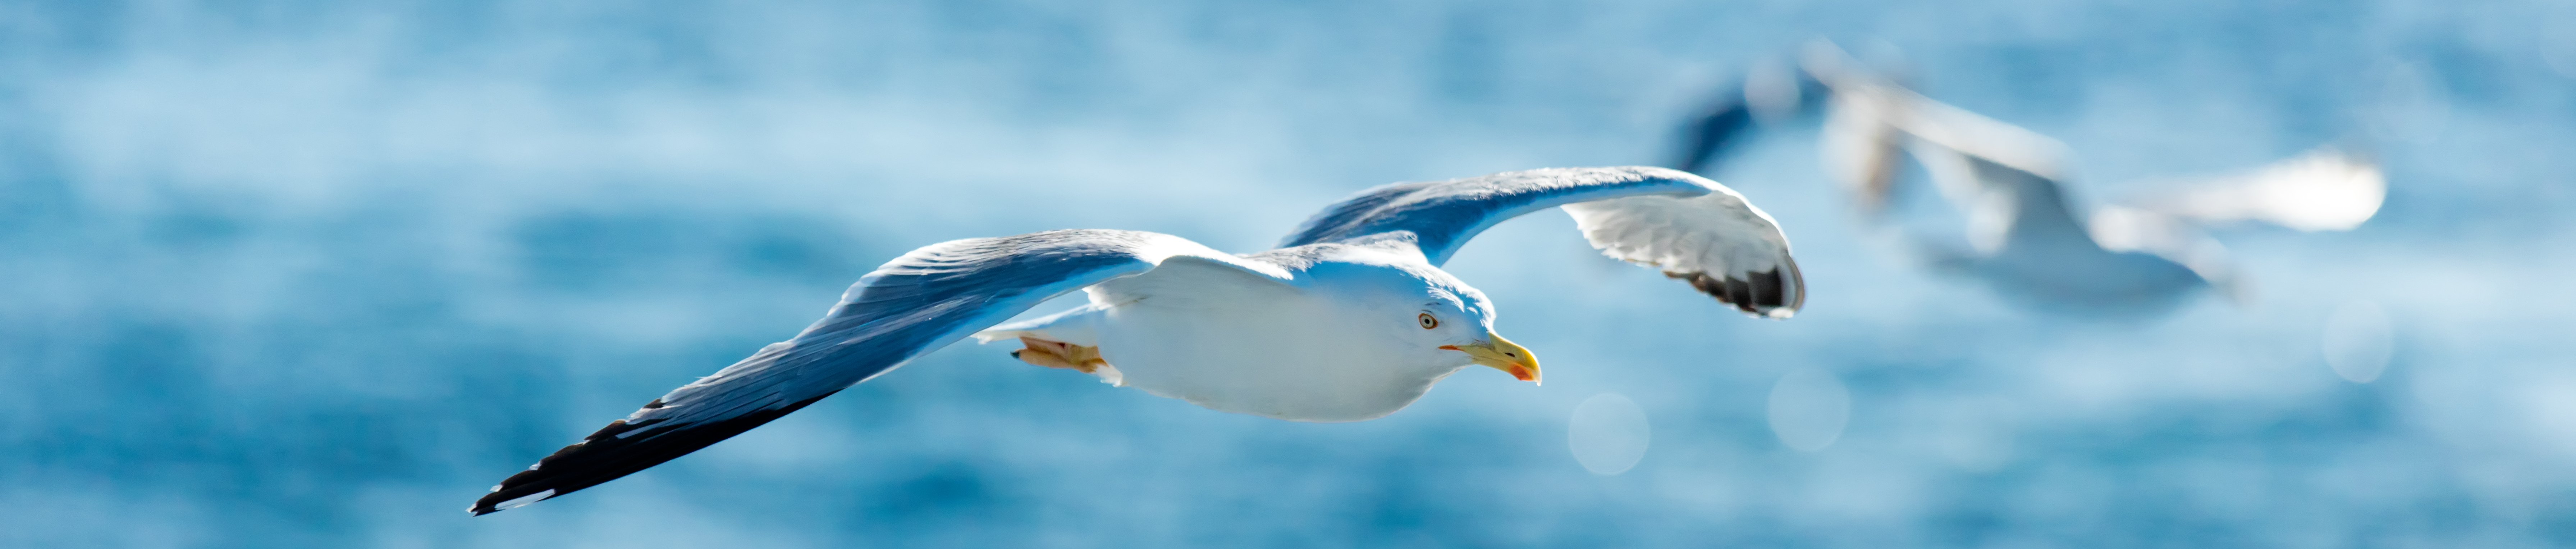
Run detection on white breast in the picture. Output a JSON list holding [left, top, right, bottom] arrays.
[[1090, 290, 1458, 423]]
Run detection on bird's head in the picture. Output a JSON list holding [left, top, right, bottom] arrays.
[[1420, 299, 1540, 385], [1312, 257, 1543, 385]]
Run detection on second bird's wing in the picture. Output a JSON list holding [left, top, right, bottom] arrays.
[[2115, 147, 2385, 232]]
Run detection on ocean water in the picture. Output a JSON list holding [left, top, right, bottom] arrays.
[[2, 1, 2571, 547]]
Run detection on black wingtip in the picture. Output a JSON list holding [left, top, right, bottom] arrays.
[[467, 500, 516, 516], [470, 484, 562, 516], [1672, 98, 1754, 175], [1668, 268, 1798, 318], [468, 393, 837, 516]]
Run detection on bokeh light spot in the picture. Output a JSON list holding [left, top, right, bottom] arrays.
[[1768, 368, 1850, 452], [2322, 300, 2394, 383], [1567, 392, 1651, 475]]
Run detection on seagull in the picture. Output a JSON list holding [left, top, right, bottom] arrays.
[[469, 166, 1804, 515], [1812, 65, 2384, 313]]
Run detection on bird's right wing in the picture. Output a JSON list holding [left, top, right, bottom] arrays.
[[2114, 147, 2385, 232], [470, 229, 1287, 515]]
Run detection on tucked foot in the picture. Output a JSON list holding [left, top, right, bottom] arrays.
[[1012, 336, 1108, 373]]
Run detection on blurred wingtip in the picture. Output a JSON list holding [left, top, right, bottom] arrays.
[[2210, 272, 2256, 308]]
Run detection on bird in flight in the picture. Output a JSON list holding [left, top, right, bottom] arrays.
[[471, 166, 1804, 515], [1805, 46, 2384, 314]]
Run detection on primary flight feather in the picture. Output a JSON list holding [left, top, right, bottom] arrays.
[[470, 166, 1803, 515]]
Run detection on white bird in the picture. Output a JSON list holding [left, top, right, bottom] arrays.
[[470, 166, 1803, 515], [1813, 67, 2385, 313]]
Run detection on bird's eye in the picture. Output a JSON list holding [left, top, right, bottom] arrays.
[[1418, 313, 1440, 329]]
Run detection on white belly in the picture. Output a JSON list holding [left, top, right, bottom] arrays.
[[1090, 296, 1451, 422]]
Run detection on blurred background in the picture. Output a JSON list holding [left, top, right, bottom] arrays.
[[3, 1, 2571, 547]]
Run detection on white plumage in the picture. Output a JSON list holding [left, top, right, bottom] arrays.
[[471, 166, 1804, 515], [1565, 191, 1802, 317], [979, 244, 1486, 422]]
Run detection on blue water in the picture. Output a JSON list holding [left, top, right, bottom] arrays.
[[3, 1, 2571, 547]]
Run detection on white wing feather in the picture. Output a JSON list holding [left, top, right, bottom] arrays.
[[2120, 148, 2385, 232], [1563, 189, 1804, 318]]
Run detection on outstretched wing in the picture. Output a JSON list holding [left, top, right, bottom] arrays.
[[1279, 166, 1803, 318], [1672, 86, 1758, 176], [2115, 147, 2385, 232], [471, 229, 1281, 515]]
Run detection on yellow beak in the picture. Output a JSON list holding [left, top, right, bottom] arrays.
[[1441, 333, 1542, 385]]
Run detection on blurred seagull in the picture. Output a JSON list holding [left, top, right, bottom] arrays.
[[1811, 60, 2384, 313], [471, 166, 1803, 515]]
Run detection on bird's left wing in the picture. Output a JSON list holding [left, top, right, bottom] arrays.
[[471, 229, 1283, 515], [1279, 166, 1803, 317]]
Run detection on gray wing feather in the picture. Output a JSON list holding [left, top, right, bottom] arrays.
[[471, 229, 1254, 515], [1281, 167, 1713, 264]]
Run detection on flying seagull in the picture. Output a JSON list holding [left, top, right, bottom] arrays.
[[1815, 69, 2384, 313], [470, 166, 1803, 515]]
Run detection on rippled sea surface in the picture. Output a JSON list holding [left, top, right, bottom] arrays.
[[4, 1, 2572, 547]]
